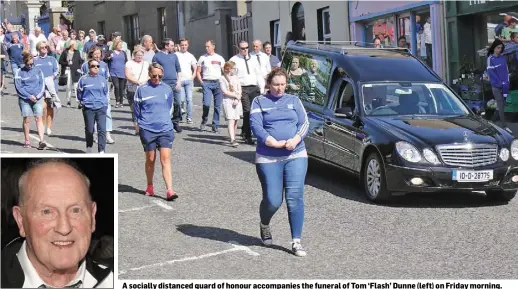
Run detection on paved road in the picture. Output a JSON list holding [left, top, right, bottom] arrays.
[[1, 76, 517, 279]]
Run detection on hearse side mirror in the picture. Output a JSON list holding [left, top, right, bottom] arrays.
[[335, 107, 353, 119]]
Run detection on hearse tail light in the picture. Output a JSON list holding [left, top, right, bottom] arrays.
[[423, 149, 440, 164], [500, 148, 510, 161], [511, 140, 518, 160], [395, 141, 422, 163]]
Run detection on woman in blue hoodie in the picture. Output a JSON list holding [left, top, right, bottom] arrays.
[[250, 67, 310, 257], [14, 51, 47, 150], [487, 39, 510, 129], [77, 59, 109, 153]]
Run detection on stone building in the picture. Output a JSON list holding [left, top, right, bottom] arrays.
[[72, 1, 248, 60]]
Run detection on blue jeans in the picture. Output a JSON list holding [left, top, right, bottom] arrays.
[[83, 106, 107, 152], [11, 62, 20, 76], [179, 80, 194, 120], [201, 80, 223, 127], [167, 82, 181, 124], [256, 157, 308, 239]]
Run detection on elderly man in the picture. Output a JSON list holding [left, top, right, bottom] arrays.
[[1, 159, 113, 288], [28, 27, 47, 56], [250, 39, 271, 80], [141, 35, 156, 62]]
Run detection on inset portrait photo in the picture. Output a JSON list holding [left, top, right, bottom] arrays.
[[1, 155, 117, 288]]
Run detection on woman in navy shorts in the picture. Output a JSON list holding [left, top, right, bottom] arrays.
[[134, 62, 179, 201], [14, 51, 47, 150]]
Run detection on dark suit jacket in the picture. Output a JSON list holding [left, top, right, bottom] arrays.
[[59, 49, 83, 83]]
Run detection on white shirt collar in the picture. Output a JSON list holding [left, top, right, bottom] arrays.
[[17, 240, 87, 288]]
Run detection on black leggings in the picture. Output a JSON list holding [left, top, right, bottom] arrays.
[[111, 77, 127, 104]]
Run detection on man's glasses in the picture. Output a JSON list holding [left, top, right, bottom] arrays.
[[40, 46, 48, 50], [151, 74, 163, 79], [240, 47, 249, 50], [90, 65, 100, 68]]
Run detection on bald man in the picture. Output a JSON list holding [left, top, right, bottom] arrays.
[[29, 27, 47, 56], [250, 39, 271, 80], [1, 159, 113, 288]]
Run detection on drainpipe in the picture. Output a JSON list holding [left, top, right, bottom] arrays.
[[345, 1, 351, 41]]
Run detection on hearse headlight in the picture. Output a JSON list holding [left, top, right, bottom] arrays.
[[396, 141, 422, 163], [511, 140, 518, 160], [500, 148, 510, 161], [423, 148, 440, 164]]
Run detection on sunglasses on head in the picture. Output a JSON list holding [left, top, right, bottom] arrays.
[[151, 74, 163, 79], [90, 65, 100, 68]]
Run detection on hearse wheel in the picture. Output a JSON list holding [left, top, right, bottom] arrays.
[[485, 189, 517, 202], [363, 152, 391, 202]]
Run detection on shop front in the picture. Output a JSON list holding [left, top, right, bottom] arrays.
[[348, 1, 444, 78], [446, 1, 518, 83]]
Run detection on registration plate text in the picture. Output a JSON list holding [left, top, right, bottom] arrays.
[[452, 170, 493, 182]]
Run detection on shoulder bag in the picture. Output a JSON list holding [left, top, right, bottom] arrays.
[[126, 62, 145, 94]]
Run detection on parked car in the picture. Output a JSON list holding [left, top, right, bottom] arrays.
[[281, 41, 518, 203]]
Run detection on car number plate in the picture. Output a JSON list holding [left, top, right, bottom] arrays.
[[452, 170, 493, 182]]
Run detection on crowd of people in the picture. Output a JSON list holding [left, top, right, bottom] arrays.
[[2, 23, 313, 256]]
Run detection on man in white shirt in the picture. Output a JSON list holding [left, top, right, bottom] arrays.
[[196, 40, 226, 133], [175, 38, 197, 124], [251, 39, 271, 81], [2, 159, 113, 288], [230, 40, 265, 145], [29, 27, 47, 56]]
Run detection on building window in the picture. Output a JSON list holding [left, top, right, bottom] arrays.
[[318, 7, 331, 43], [97, 21, 105, 38], [124, 14, 140, 47], [158, 7, 167, 43], [270, 20, 281, 57]]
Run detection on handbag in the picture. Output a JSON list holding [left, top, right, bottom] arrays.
[[126, 62, 145, 94], [58, 74, 67, 86]]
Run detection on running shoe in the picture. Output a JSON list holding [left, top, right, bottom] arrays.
[[291, 241, 307, 257], [166, 189, 178, 201], [145, 185, 154, 196], [260, 223, 273, 245], [37, 141, 47, 150]]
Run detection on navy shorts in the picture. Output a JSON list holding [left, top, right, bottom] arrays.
[[139, 128, 174, 151]]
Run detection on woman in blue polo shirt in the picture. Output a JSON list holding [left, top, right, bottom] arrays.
[[134, 62, 179, 201], [106, 39, 127, 108], [14, 51, 47, 150], [82, 46, 115, 144], [77, 59, 109, 153], [250, 67, 310, 257]]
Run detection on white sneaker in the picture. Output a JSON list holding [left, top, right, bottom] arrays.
[[86, 147, 93, 153], [291, 241, 307, 257], [99, 151, 105, 154], [106, 132, 115, 144], [46, 127, 52, 136]]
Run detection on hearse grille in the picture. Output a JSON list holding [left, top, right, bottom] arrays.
[[435, 144, 498, 167]]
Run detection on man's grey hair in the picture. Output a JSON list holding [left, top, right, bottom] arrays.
[[18, 158, 91, 207], [141, 35, 152, 44]]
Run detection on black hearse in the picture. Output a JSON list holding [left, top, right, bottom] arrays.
[[282, 41, 518, 202]]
